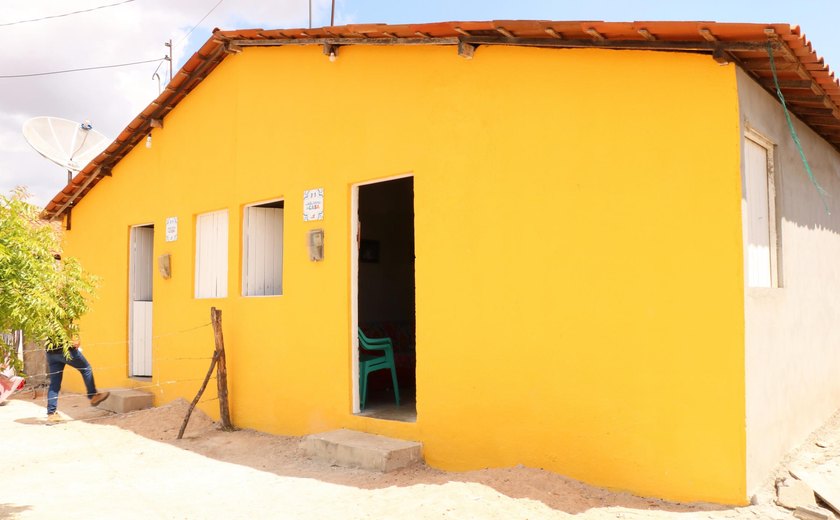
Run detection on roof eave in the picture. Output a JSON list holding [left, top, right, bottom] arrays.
[[40, 20, 840, 221]]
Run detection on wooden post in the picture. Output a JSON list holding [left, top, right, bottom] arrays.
[[177, 307, 234, 439], [177, 349, 219, 440], [212, 307, 234, 431]]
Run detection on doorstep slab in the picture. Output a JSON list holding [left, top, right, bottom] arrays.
[[301, 429, 422, 472], [97, 388, 154, 414]]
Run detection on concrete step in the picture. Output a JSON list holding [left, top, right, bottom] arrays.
[[301, 429, 423, 472], [97, 388, 154, 414]]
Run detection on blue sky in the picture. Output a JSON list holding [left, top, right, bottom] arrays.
[[2, 0, 840, 206], [349, 1, 840, 67]]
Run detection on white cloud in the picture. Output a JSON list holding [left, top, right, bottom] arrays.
[[0, 114, 30, 153], [0, 0, 324, 207]]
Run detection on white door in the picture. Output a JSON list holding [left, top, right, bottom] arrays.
[[195, 210, 229, 298], [129, 226, 154, 376]]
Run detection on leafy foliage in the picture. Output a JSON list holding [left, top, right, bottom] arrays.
[[0, 188, 97, 372]]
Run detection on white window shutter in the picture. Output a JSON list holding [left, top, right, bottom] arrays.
[[243, 206, 283, 296], [196, 210, 228, 298]]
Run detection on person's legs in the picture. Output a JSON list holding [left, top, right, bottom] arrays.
[[46, 351, 67, 415], [65, 348, 97, 398]]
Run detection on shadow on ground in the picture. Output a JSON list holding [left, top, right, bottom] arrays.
[[11, 391, 733, 517], [0, 504, 31, 518]]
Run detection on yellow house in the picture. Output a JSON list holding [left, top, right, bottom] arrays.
[[41, 20, 840, 505]]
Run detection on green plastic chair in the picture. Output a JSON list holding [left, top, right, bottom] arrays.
[[358, 328, 400, 410]]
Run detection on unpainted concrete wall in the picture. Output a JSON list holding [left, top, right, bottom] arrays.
[[738, 67, 840, 494]]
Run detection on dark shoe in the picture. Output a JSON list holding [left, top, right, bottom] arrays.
[[90, 391, 110, 406]]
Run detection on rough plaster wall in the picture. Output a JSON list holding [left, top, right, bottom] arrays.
[[63, 46, 748, 503], [738, 67, 840, 494]]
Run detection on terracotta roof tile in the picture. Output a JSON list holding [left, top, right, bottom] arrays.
[[40, 20, 840, 220]]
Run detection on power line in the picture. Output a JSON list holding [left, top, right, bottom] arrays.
[[0, 57, 165, 79], [148, 0, 226, 94], [153, 0, 225, 93], [0, 0, 138, 28], [175, 0, 225, 48]]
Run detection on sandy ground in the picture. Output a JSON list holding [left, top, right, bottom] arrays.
[[2, 391, 838, 520]]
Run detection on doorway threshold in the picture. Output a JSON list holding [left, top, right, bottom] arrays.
[[357, 390, 416, 423]]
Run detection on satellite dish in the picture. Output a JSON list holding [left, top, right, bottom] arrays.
[[23, 117, 109, 175]]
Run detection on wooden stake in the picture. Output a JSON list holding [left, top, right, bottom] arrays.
[[212, 307, 234, 431], [177, 307, 233, 439], [177, 348, 219, 439]]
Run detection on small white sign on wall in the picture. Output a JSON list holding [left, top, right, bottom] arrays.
[[165, 217, 178, 242], [303, 188, 324, 221]]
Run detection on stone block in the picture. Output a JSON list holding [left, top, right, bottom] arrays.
[[301, 429, 422, 472], [97, 388, 154, 414], [777, 477, 817, 510], [794, 505, 835, 520]]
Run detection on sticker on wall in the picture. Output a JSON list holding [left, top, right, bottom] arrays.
[[303, 188, 324, 221], [165, 217, 178, 242]]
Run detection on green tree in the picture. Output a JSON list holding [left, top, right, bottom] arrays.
[[0, 188, 97, 372]]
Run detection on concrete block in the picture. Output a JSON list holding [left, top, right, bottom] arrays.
[[793, 465, 840, 516], [794, 505, 835, 520], [777, 477, 818, 510], [97, 388, 154, 414], [301, 429, 422, 472]]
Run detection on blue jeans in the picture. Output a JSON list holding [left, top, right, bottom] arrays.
[[46, 348, 98, 414]]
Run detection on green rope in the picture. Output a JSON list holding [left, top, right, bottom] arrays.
[[767, 41, 830, 214]]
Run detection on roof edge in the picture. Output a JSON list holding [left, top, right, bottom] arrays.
[[40, 20, 840, 221]]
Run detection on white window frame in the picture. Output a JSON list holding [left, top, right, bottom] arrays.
[[242, 199, 284, 297], [743, 126, 780, 288], [195, 209, 229, 299]]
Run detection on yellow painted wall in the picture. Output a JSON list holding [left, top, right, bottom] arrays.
[[62, 44, 746, 503]]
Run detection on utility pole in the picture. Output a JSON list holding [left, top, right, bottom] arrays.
[[331, 0, 335, 26], [165, 39, 173, 83], [309, 0, 312, 29]]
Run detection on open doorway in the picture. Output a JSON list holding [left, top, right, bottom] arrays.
[[353, 176, 416, 421]]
